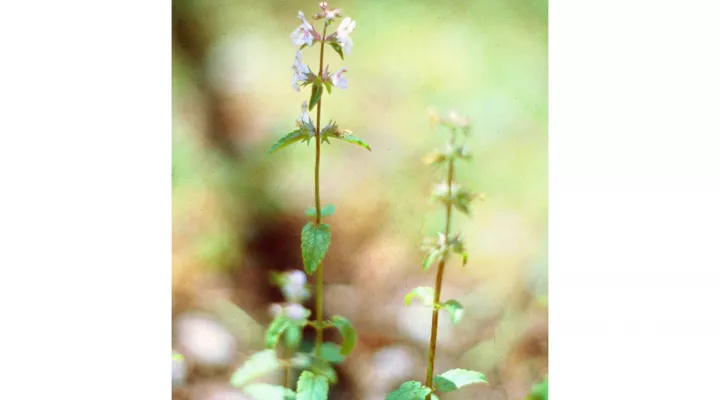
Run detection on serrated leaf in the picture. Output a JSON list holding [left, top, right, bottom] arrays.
[[305, 204, 336, 218], [230, 350, 282, 387], [268, 130, 306, 155], [301, 223, 331, 275], [296, 371, 329, 400], [433, 369, 488, 393], [328, 132, 371, 151], [331, 315, 357, 356], [309, 83, 323, 112], [266, 316, 291, 349], [243, 383, 296, 400], [386, 381, 432, 400], [329, 42, 344, 60], [312, 342, 345, 364], [284, 323, 303, 350], [309, 356, 337, 383], [404, 286, 435, 307], [442, 300, 464, 324]]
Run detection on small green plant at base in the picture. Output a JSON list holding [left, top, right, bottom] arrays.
[[387, 110, 488, 399], [524, 376, 548, 400], [229, 2, 368, 399]]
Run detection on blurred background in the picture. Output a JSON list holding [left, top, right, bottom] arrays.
[[172, 0, 547, 399]]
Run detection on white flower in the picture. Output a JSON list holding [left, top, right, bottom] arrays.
[[284, 303, 308, 321], [290, 11, 320, 47], [332, 17, 356, 55], [291, 51, 314, 92], [330, 68, 348, 89], [296, 101, 315, 133], [281, 270, 310, 302], [269, 303, 283, 318], [314, 2, 342, 21], [286, 270, 307, 286]]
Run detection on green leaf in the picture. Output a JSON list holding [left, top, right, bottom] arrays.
[[524, 377, 548, 400], [305, 204, 336, 218], [267, 130, 306, 155], [309, 356, 337, 383], [284, 323, 303, 350], [296, 371, 329, 400], [386, 381, 432, 400], [312, 342, 345, 364], [404, 286, 435, 307], [266, 316, 291, 349], [230, 350, 282, 387], [461, 251, 468, 266], [442, 300, 464, 324], [329, 42, 344, 60], [433, 369, 488, 393], [243, 383, 296, 400], [327, 131, 371, 151], [301, 223, 331, 275], [422, 248, 442, 270], [331, 315, 357, 356], [309, 83, 323, 112]]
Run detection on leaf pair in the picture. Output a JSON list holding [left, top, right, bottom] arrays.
[[404, 287, 464, 325], [386, 369, 487, 399]]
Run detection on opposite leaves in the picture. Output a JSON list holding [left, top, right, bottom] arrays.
[[301, 222, 331, 275], [432, 368, 488, 393], [296, 371, 329, 400], [305, 204, 336, 218]]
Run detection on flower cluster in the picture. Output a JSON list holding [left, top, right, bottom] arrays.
[[289, 1, 357, 121]]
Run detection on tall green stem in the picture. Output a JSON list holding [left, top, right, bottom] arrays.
[[313, 23, 328, 359], [424, 136, 456, 398]]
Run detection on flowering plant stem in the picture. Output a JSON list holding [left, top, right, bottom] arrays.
[[313, 23, 329, 360], [423, 136, 455, 397]]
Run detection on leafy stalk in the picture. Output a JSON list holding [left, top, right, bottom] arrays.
[[313, 22, 329, 361], [423, 134, 456, 398]]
